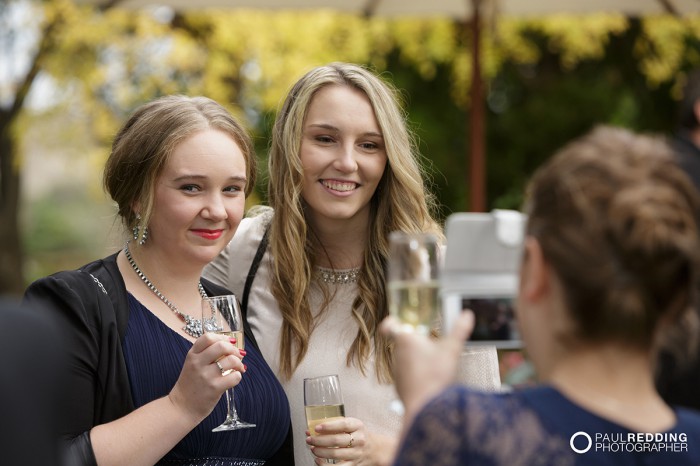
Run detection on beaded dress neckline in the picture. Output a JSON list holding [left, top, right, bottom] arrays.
[[315, 266, 361, 285]]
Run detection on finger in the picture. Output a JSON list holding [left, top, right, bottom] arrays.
[[310, 445, 351, 463], [200, 339, 245, 366], [214, 358, 230, 376], [443, 310, 475, 357], [307, 433, 340, 448], [452, 310, 475, 342], [191, 332, 238, 354], [379, 315, 400, 338], [210, 359, 243, 388], [214, 354, 246, 374], [313, 417, 361, 435], [308, 430, 363, 450], [313, 456, 343, 466], [190, 332, 219, 353], [344, 431, 355, 449], [314, 457, 349, 465]]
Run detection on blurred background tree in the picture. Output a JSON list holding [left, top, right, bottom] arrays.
[[1, 0, 699, 294]]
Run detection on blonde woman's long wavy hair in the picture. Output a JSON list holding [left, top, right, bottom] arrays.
[[268, 63, 443, 383]]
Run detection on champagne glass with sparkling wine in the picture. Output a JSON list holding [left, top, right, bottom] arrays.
[[387, 232, 441, 335], [304, 375, 345, 464], [202, 295, 255, 431]]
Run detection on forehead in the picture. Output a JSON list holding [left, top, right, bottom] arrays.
[[164, 129, 246, 173], [306, 84, 379, 127]]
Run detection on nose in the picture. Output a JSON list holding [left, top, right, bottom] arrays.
[[333, 143, 358, 172], [202, 193, 228, 221]]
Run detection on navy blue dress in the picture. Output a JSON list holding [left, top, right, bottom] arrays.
[[123, 294, 290, 464], [394, 385, 700, 466]]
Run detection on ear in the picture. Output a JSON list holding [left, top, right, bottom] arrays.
[[519, 236, 549, 303], [131, 200, 142, 217]]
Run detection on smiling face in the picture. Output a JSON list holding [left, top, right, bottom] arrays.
[[299, 84, 388, 230], [146, 128, 247, 267]]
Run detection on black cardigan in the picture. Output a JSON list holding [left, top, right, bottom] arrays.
[[23, 252, 294, 465]]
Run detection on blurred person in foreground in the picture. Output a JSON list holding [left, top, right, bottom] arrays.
[[656, 67, 700, 411], [204, 62, 501, 465], [383, 126, 700, 465], [0, 298, 65, 466], [23, 95, 293, 466]]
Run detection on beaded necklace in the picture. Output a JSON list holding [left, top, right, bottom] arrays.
[[124, 242, 207, 338], [316, 266, 361, 285]]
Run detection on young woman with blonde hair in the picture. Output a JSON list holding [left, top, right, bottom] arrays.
[[205, 63, 500, 465]]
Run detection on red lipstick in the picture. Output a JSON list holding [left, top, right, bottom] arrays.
[[192, 229, 224, 240]]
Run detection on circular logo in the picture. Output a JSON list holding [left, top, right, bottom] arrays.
[[570, 431, 592, 454]]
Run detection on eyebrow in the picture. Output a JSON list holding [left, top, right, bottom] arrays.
[[173, 174, 247, 183], [307, 123, 383, 139]]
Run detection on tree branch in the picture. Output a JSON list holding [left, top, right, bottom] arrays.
[[657, 0, 680, 16], [7, 9, 64, 126]]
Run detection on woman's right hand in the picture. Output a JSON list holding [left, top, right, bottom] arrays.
[[380, 311, 474, 427], [167, 333, 246, 423]]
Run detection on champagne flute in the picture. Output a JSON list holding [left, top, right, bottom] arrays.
[[386, 232, 440, 414], [202, 295, 256, 431], [387, 232, 441, 335], [304, 374, 345, 464]]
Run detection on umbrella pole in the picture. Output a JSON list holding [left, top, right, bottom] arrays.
[[468, 0, 485, 212]]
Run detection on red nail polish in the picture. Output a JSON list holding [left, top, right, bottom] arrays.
[[229, 338, 237, 345], [239, 349, 247, 357], [243, 364, 248, 371]]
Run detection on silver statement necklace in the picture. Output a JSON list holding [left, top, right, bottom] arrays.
[[124, 242, 208, 338], [316, 266, 361, 285]]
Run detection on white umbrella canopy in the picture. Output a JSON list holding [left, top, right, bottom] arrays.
[[75, 0, 700, 211]]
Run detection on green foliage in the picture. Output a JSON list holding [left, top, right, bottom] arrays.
[[22, 186, 116, 281], [11, 2, 700, 286]]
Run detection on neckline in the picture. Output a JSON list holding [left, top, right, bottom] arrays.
[[535, 384, 679, 433], [315, 266, 361, 285], [123, 242, 207, 337]]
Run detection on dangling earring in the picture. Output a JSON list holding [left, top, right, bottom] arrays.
[[132, 215, 140, 242], [133, 214, 148, 245], [139, 224, 148, 245]]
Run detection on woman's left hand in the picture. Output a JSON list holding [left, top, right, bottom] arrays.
[[307, 417, 397, 465]]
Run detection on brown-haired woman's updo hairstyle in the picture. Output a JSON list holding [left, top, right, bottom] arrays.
[[103, 95, 256, 235], [525, 126, 700, 349]]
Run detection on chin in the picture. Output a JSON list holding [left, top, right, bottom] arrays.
[[323, 204, 366, 219], [189, 245, 224, 265]]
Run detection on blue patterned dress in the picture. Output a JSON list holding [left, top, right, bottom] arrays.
[[394, 385, 700, 466]]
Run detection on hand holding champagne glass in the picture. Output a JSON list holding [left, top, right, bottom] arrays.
[[304, 375, 345, 464], [202, 295, 255, 431], [387, 232, 440, 335]]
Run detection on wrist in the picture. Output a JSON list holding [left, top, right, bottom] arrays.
[[166, 391, 207, 427], [366, 432, 399, 466]]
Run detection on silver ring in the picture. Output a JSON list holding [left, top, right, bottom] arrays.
[[215, 360, 226, 376]]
